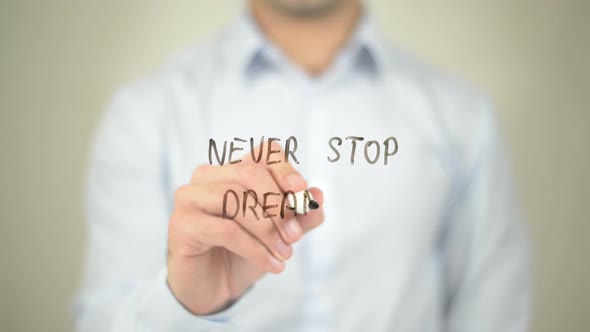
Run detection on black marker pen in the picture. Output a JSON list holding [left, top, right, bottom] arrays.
[[287, 189, 319, 215]]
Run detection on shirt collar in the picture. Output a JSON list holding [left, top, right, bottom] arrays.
[[221, 8, 385, 79]]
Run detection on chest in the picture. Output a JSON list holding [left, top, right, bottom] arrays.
[[168, 78, 452, 259]]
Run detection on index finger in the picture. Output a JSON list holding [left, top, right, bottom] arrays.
[[243, 138, 308, 193]]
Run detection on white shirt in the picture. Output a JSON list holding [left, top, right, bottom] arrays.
[[75, 11, 530, 332]]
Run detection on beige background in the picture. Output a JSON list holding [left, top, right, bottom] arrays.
[[1, 1, 589, 331]]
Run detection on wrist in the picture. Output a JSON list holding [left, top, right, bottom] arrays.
[[165, 276, 229, 315]]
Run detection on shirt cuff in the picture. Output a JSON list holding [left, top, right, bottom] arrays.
[[135, 267, 245, 331]]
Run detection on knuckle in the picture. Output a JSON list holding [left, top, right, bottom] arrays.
[[191, 164, 211, 181], [217, 221, 236, 239], [173, 185, 192, 203], [175, 217, 197, 238], [168, 210, 184, 226], [211, 183, 236, 196], [173, 246, 193, 257], [168, 215, 213, 257], [169, 217, 197, 245], [237, 163, 262, 180]]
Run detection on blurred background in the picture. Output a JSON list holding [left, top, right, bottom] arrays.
[[1, 1, 588, 331]]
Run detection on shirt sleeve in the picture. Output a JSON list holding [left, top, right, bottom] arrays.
[[441, 99, 531, 332], [73, 86, 236, 332]]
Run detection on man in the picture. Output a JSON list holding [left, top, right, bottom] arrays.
[[75, 0, 530, 331]]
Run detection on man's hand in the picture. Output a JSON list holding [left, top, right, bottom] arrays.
[[166, 143, 325, 315]]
